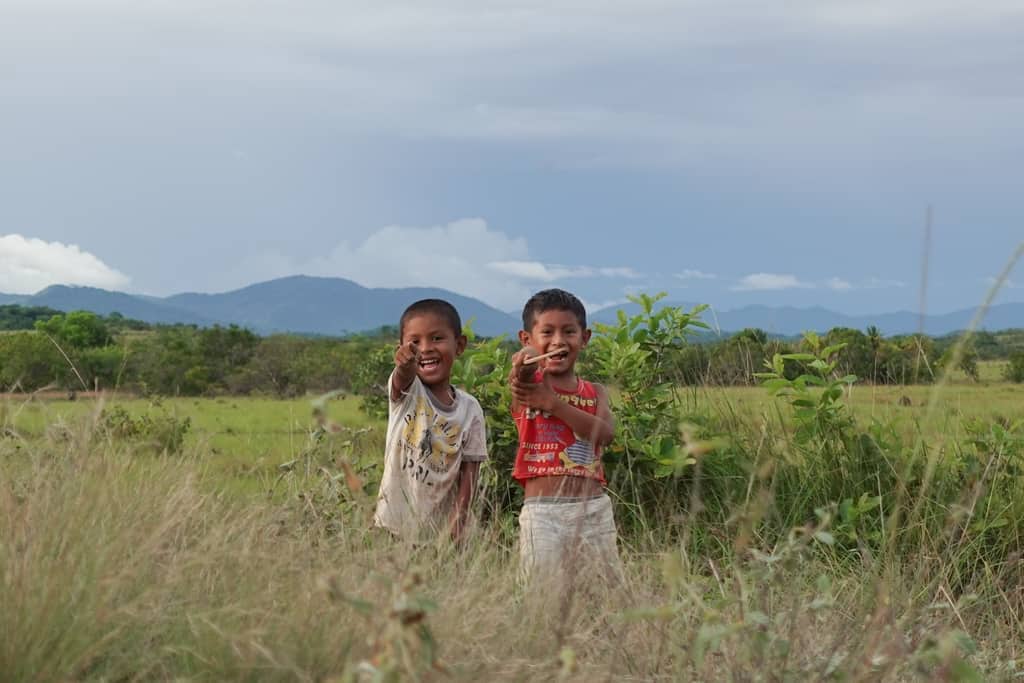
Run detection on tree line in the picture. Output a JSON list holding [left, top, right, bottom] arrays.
[[0, 308, 382, 396], [1, 305, 1023, 395]]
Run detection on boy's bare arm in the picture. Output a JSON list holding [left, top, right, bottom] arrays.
[[550, 382, 614, 446], [511, 378, 614, 446], [390, 341, 419, 401], [507, 348, 536, 413], [450, 460, 480, 543]]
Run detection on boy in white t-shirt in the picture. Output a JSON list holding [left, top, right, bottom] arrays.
[[373, 299, 488, 543]]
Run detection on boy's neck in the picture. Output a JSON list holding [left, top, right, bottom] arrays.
[[424, 379, 456, 406], [545, 368, 579, 391]]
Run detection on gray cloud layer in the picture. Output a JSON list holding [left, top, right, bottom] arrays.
[[2, 1, 1021, 310]]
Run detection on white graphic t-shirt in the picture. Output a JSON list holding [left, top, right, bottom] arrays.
[[373, 373, 488, 540]]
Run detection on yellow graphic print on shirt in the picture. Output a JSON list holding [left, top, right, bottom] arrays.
[[400, 396, 462, 483]]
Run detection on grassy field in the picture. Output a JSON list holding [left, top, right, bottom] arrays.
[[4, 374, 1018, 491], [1, 374, 1022, 680], [2, 369, 1020, 498], [1, 393, 382, 498]]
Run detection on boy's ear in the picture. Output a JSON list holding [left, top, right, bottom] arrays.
[[455, 334, 468, 356], [517, 330, 531, 346], [582, 328, 592, 346]]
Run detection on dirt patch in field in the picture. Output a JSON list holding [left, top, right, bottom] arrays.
[[0, 391, 138, 402]]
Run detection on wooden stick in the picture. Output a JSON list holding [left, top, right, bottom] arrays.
[[522, 348, 565, 365]]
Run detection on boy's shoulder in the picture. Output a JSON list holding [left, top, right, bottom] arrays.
[[388, 370, 423, 406], [573, 373, 605, 393], [454, 386, 485, 415]]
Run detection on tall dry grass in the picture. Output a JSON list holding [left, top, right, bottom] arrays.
[[2, 394, 1020, 681]]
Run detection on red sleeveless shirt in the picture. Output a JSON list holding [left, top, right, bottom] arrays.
[[512, 375, 606, 485]]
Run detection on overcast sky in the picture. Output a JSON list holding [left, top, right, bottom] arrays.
[[2, 0, 1022, 315]]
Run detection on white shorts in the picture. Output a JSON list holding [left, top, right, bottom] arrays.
[[518, 493, 623, 586]]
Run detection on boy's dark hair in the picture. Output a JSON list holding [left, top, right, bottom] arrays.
[[521, 289, 587, 330], [400, 299, 463, 339]]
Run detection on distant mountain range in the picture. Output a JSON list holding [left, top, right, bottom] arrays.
[[1, 276, 1021, 337], [0, 276, 519, 336], [590, 300, 1024, 338]]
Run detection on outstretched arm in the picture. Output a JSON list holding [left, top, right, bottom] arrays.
[[390, 341, 419, 401]]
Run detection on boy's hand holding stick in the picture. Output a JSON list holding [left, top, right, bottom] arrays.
[[511, 346, 562, 391], [522, 348, 564, 365]]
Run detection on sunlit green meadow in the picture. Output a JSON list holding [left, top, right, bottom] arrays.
[[1, 393, 383, 498], [2, 364, 1018, 500]]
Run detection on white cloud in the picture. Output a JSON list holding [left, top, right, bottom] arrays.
[[0, 234, 130, 294], [487, 261, 558, 281], [864, 277, 907, 289], [674, 269, 717, 281], [730, 274, 906, 293], [488, 261, 640, 282], [825, 277, 853, 291], [581, 297, 631, 315], [302, 218, 530, 310], [235, 219, 641, 311], [732, 273, 812, 291], [598, 267, 642, 279]]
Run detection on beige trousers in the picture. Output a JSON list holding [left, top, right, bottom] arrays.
[[518, 493, 623, 587]]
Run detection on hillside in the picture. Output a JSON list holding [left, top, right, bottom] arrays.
[[0, 277, 520, 337], [2, 278, 1021, 337]]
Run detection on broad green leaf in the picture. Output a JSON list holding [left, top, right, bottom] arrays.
[[761, 378, 790, 393], [821, 343, 847, 358]]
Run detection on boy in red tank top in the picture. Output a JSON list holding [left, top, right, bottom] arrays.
[[509, 289, 623, 585]]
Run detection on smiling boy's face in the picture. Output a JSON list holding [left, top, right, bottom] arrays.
[[401, 313, 466, 387], [520, 308, 591, 376]]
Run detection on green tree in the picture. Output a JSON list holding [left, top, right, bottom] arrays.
[[824, 328, 873, 381], [1005, 351, 1024, 383], [865, 325, 883, 381], [0, 332, 63, 391], [865, 325, 882, 352], [0, 304, 62, 330], [77, 346, 128, 391], [714, 328, 769, 385], [196, 325, 259, 390], [122, 327, 202, 395], [938, 342, 979, 382], [35, 311, 111, 349]]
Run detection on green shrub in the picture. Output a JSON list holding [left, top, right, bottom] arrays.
[[99, 403, 192, 455], [1004, 350, 1024, 382]]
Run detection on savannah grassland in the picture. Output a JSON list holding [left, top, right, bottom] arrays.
[[2, 361, 1022, 681]]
